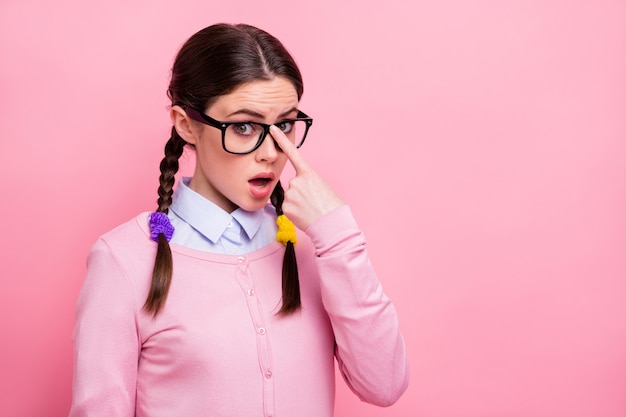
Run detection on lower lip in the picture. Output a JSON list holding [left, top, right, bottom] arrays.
[[249, 180, 273, 199]]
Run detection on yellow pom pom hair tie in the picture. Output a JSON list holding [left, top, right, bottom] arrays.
[[276, 214, 297, 246]]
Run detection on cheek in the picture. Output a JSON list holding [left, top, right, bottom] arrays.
[[196, 133, 228, 166]]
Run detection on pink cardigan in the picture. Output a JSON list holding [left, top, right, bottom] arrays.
[[70, 205, 409, 417]]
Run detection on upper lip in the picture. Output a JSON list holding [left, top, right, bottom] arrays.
[[249, 172, 276, 181]]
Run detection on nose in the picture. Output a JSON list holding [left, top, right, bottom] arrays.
[[255, 130, 280, 162]]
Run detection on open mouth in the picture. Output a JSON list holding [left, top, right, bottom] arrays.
[[248, 172, 275, 199], [249, 177, 271, 187]]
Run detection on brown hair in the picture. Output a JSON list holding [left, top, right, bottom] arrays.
[[144, 23, 303, 317]]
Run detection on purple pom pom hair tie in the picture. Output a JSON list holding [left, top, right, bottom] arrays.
[[149, 212, 175, 242]]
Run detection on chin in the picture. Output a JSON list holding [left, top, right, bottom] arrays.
[[238, 199, 270, 213]]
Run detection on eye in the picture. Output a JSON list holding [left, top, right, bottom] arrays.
[[232, 123, 256, 136], [276, 121, 294, 134]]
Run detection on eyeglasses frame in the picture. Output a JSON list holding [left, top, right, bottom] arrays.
[[180, 105, 313, 155]]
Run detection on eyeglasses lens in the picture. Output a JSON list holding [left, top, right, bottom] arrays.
[[224, 121, 308, 153]]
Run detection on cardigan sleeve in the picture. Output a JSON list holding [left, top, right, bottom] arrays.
[[69, 238, 140, 417], [305, 205, 410, 407]]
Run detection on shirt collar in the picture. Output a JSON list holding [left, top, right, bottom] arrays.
[[170, 177, 266, 243]]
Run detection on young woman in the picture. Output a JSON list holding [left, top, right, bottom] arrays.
[[70, 23, 409, 417]]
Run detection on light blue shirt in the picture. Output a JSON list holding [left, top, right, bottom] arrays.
[[167, 177, 278, 255]]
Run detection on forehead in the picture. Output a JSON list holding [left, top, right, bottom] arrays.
[[209, 77, 299, 117]]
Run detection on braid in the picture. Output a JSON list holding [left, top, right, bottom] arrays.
[[271, 181, 301, 314], [157, 128, 186, 213], [270, 181, 285, 216], [144, 127, 186, 316]]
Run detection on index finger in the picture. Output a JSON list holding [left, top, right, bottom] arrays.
[[270, 124, 310, 173]]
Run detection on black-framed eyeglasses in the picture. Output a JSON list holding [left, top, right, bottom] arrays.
[[182, 105, 313, 155]]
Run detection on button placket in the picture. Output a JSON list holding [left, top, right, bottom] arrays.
[[233, 255, 275, 417]]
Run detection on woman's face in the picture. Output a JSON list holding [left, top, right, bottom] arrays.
[[179, 76, 299, 213]]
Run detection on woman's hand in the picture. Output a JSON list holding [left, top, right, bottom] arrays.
[[270, 125, 343, 231]]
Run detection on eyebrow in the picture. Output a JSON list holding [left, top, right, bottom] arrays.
[[225, 107, 299, 120]]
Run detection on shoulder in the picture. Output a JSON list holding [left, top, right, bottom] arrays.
[[83, 213, 157, 299], [88, 212, 156, 271], [97, 212, 153, 249]]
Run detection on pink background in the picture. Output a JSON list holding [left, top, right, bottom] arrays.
[[1, 1, 625, 416]]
